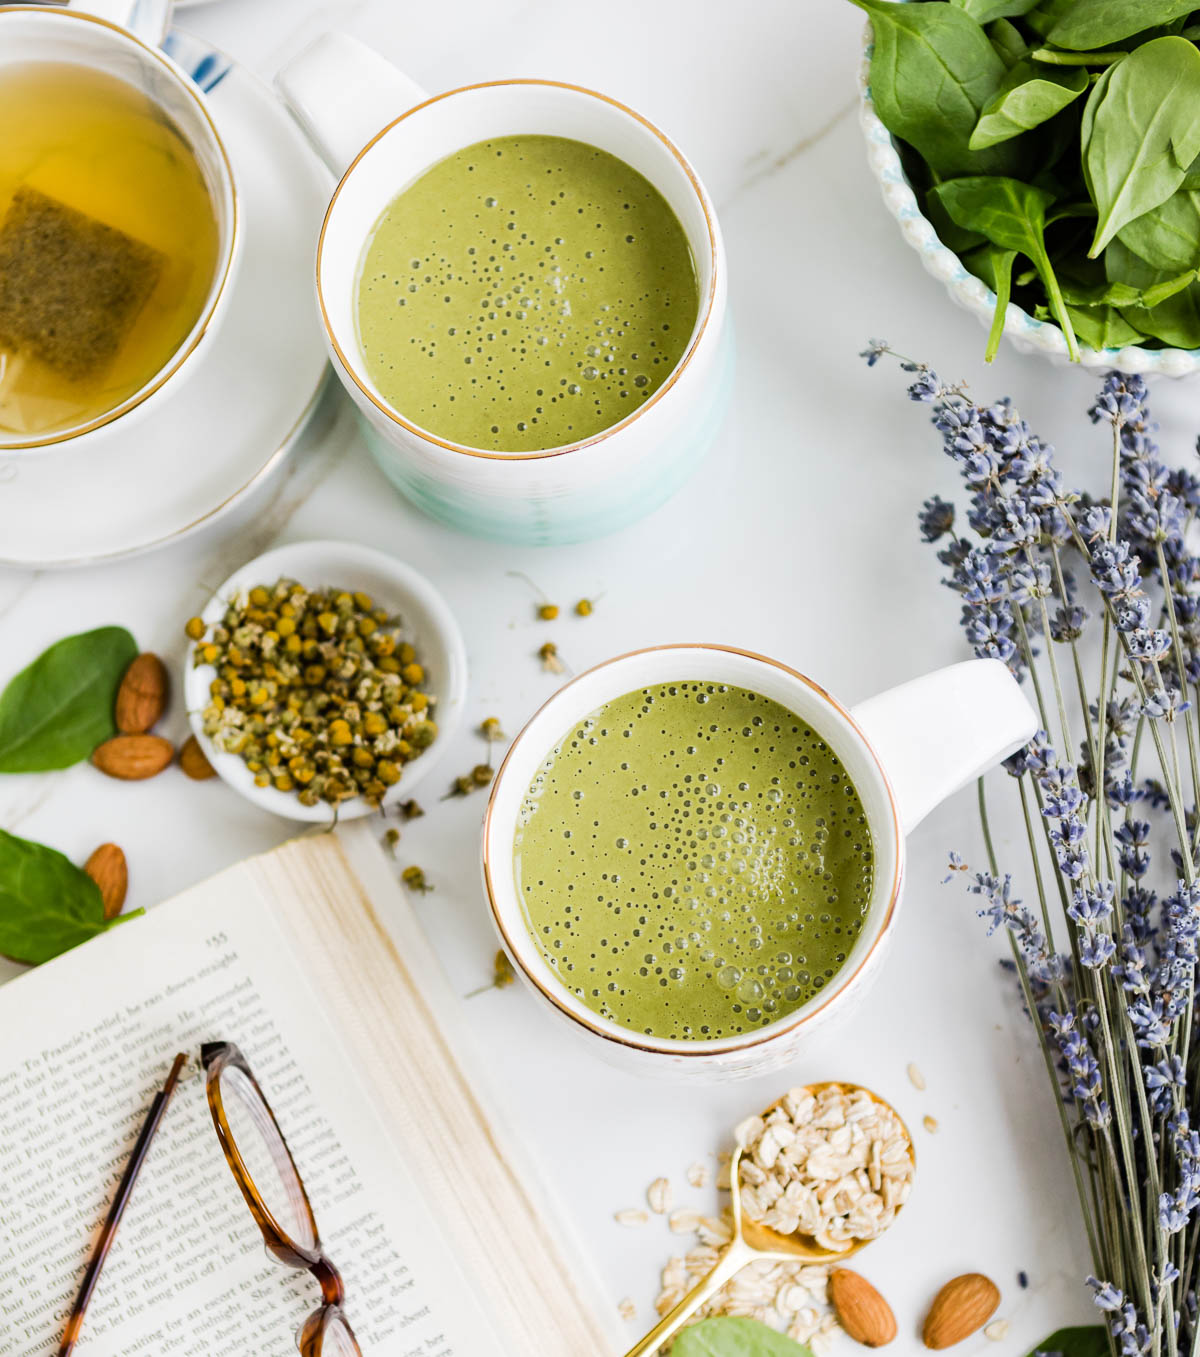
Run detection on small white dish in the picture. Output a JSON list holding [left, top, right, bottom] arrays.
[[0, 30, 331, 567], [857, 9, 1200, 377], [184, 540, 468, 823]]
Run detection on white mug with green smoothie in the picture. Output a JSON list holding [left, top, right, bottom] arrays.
[[276, 34, 730, 546], [483, 645, 1037, 1081]]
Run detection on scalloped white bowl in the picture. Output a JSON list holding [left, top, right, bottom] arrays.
[[184, 540, 467, 822], [857, 13, 1200, 377]]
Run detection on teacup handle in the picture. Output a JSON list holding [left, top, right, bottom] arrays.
[[45, 0, 172, 45], [849, 658, 1037, 835], [277, 32, 429, 179]]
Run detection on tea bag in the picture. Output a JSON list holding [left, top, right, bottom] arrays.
[[0, 185, 164, 381]]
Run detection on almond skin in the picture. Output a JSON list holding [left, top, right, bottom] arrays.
[[178, 734, 216, 781], [84, 843, 127, 920], [114, 653, 168, 734], [829, 1269, 897, 1348], [923, 1274, 1001, 1350], [92, 733, 174, 781]]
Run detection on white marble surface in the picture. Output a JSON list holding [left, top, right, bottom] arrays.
[[12, 0, 1200, 1350]]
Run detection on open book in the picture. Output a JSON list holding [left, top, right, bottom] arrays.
[[0, 825, 617, 1355]]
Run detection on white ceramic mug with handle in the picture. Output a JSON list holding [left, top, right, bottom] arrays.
[[276, 33, 733, 546], [482, 645, 1038, 1081], [0, 0, 240, 453]]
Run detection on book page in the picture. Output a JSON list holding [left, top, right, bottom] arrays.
[[0, 877, 508, 1356]]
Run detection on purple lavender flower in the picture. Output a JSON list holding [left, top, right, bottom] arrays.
[[918, 495, 955, 543]]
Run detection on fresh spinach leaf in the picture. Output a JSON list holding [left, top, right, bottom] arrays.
[[1057, 302, 1147, 348], [1108, 237, 1200, 346], [1085, 37, 1200, 255], [854, 0, 1016, 176], [1027, 1326, 1110, 1357], [0, 626, 137, 773], [989, 17, 1030, 66], [1047, 0, 1198, 50], [962, 242, 1019, 359], [952, 0, 1040, 22], [672, 1318, 814, 1357], [933, 175, 1080, 356], [1025, 0, 1079, 39], [1119, 187, 1200, 269], [970, 59, 1087, 148], [0, 828, 141, 965], [1061, 267, 1198, 306]]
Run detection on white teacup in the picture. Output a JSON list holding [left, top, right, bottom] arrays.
[[482, 645, 1037, 1082], [277, 33, 732, 546], [0, 1, 240, 453]]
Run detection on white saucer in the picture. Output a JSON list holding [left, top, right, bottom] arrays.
[[0, 30, 331, 568]]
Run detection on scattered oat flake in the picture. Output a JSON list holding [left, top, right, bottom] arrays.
[[618, 1298, 637, 1323], [907, 1062, 927, 1091], [614, 1208, 649, 1227], [669, 1208, 703, 1234], [923, 1115, 939, 1134], [647, 1177, 672, 1214], [984, 1319, 1010, 1342], [687, 1161, 710, 1189]]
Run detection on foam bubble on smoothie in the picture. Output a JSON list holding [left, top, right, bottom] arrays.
[[513, 683, 874, 1040]]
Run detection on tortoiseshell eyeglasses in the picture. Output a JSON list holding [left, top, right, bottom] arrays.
[[58, 1041, 361, 1356]]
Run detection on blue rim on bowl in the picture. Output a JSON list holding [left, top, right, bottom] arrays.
[[857, 9, 1200, 377], [183, 540, 468, 822]]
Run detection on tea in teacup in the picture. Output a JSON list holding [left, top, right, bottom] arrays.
[[0, 63, 220, 439], [513, 682, 875, 1040], [354, 135, 700, 453]]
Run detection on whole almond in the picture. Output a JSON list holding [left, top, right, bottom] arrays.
[[92, 734, 174, 781], [114, 653, 168, 734], [829, 1269, 897, 1348], [923, 1274, 1001, 1350], [178, 734, 216, 781], [84, 843, 127, 920]]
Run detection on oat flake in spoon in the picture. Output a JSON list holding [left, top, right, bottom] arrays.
[[640, 1083, 914, 1356]]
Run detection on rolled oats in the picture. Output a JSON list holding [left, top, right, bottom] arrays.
[[686, 1161, 710, 1189], [647, 1177, 673, 1215], [907, 1062, 927, 1091], [618, 1298, 637, 1323], [615, 1208, 649, 1227]]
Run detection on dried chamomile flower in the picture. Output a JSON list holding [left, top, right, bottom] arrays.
[[442, 763, 496, 799], [539, 641, 565, 674], [574, 598, 594, 616], [187, 579, 436, 812], [466, 949, 517, 997], [399, 798, 424, 820], [444, 775, 475, 800], [401, 865, 432, 893], [509, 570, 559, 621], [480, 716, 505, 742], [383, 827, 401, 857]]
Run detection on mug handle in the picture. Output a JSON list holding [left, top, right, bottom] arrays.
[[849, 658, 1038, 835], [276, 32, 430, 179], [48, 0, 172, 45]]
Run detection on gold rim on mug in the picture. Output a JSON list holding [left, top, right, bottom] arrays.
[[481, 643, 906, 1058], [0, 4, 240, 453], [316, 78, 719, 462]]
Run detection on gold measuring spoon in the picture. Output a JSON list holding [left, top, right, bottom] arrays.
[[623, 1082, 914, 1357]]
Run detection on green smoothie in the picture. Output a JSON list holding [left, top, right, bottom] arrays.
[[354, 135, 699, 453], [513, 683, 875, 1040]]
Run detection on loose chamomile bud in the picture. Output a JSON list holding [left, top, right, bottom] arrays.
[[185, 616, 206, 641], [508, 570, 559, 621], [401, 865, 432, 893], [539, 641, 565, 674], [472, 763, 494, 787], [480, 716, 505, 742], [465, 949, 518, 997], [383, 828, 401, 857], [574, 598, 594, 617], [399, 799, 425, 820]]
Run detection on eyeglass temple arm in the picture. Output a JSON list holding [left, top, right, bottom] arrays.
[[56, 1053, 188, 1357]]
